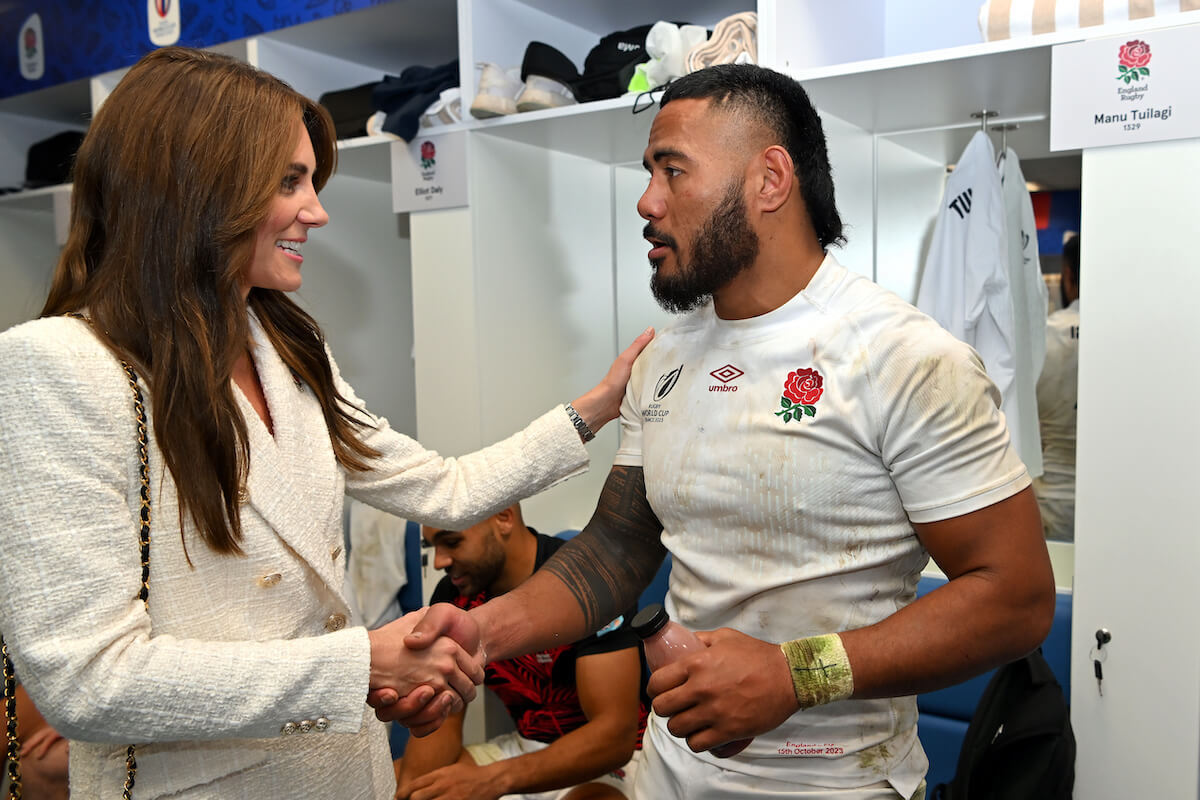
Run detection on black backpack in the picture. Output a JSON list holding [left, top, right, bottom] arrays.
[[933, 650, 1075, 800]]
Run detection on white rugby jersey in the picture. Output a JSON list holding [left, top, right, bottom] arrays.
[[1000, 147, 1049, 478], [615, 254, 1029, 795], [918, 132, 1022, 466]]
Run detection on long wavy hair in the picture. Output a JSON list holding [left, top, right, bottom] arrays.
[[42, 46, 379, 556]]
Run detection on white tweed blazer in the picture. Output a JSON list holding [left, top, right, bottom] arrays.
[[0, 315, 588, 799]]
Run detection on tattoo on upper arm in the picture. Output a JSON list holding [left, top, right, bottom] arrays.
[[542, 465, 666, 633]]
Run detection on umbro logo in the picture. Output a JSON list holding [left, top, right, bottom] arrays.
[[709, 364, 743, 393]]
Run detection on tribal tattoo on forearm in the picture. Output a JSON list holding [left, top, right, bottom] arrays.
[[542, 465, 667, 633]]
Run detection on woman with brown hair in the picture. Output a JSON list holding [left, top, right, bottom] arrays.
[[0, 46, 650, 798]]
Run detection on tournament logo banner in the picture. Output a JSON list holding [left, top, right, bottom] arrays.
[[148, 0, 181, 47], [1, 0, 387, 99]]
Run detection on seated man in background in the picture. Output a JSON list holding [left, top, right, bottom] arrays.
[[394, 504, 647, 800], [1034, 234, 1081, 541]]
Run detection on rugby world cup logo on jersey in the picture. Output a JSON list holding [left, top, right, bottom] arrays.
[[709, 364, 743, 392], [644, 366, 682, 424], [655, 365, 682, 401], [776, 367, 823, 422]]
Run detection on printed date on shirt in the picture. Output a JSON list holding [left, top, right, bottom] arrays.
[[779, 741, 845, 756]]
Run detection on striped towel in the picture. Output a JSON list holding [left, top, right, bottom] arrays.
[[979, 0, 1200, 40]]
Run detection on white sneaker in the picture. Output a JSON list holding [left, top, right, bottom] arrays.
[[366, 110, 398, 138], [515, 74, 577, 112], [470, 63, 523, 119], [686, 12, 758, 72], [420, 87, 463, 128]]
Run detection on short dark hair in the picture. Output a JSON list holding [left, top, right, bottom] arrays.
[[1061, 235, 1080, 282], [660, 64, 845, 249]]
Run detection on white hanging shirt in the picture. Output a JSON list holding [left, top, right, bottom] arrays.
[[345, 498, 409, 629], [1000, 147, 1048, 477], [917, 131, 1020, 461]]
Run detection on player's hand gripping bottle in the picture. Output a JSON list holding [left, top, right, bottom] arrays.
[[631, 603, 753, 758]]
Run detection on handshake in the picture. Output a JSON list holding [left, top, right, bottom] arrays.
[[364, 604, 483, 736]]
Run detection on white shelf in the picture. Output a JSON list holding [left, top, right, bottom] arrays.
[[0, 77, 91, 124], [468, 95, 655, 164], [0, 183, 71, 211], [511, 0, 747, 33]]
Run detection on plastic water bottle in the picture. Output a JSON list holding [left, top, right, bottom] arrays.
[[631, 603, 753, 758]]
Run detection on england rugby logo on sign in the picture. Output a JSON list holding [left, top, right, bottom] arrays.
[[1116, 40, 1151, 84], [18, 13, 44, 80]]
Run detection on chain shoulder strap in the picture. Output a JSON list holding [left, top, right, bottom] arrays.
[[1, 313, 151, 799], [3, 638, 21, 799]]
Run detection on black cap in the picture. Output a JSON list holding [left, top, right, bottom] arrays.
[[631, 603, 669, 639]]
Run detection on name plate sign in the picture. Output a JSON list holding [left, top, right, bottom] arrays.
[[391, 131, 468, 214], [1050, 23, 1200, 151]]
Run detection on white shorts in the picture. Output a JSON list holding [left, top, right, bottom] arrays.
[[634, 713, 926, 800], [466, 731, 641, 800]]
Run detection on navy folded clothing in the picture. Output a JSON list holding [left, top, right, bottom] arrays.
[[374, 59, 459, 142]]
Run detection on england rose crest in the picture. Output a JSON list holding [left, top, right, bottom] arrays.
[[776, 367, 823, 423], [1117, 39, 1151, 84]]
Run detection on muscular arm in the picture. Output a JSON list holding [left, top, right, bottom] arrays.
[[473, 465, 665, 662], [842, 486, 1055, 698], [481, 648, 642, 796], [648, 486, 1056, 754], [395, 706, 466, 795]]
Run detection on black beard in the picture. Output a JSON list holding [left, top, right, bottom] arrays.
[[648, 182, 760, 314]]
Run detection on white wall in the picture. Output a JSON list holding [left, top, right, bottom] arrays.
[[411, 134, 622, 536], [613, 164, 675, 350], [0, 206, 57, 331], [471, 134, 619, 533], [822, 112, 876, 278], [873, 136, 945, 302], [1071, 136, 1200, 797], [300, 172, 417, 434]]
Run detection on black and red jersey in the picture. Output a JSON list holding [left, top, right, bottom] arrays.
[[431, 531, 649, 745]]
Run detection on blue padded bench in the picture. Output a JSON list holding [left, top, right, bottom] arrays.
[[915, 574, 1073, 789]]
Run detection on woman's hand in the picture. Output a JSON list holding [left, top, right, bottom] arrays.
[[568, 327, 655, 436], [367, 608, 484, 724]]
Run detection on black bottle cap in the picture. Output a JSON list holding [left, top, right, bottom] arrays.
[[631, 603, 669, 639]]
